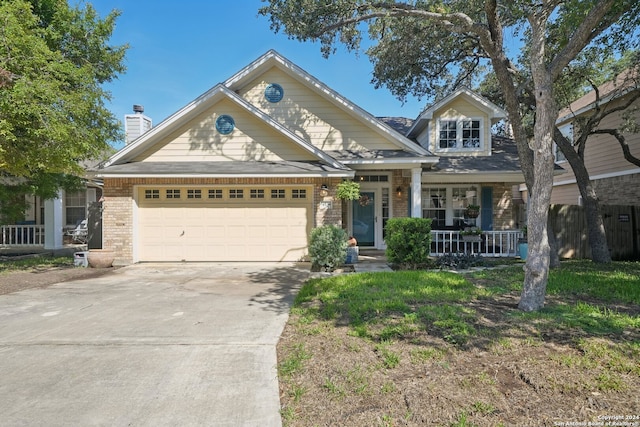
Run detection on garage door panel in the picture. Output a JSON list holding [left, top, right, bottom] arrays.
[[138, 192, 311, 262]]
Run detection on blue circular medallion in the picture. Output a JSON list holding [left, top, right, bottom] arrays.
[[264, 83, 284, 103], [215, 115, 235, 135]]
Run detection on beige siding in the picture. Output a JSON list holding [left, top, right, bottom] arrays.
[[580, 98, 640, 176], [134, 99, 315, 162], [552, 97, 640, 205], [551, 183, 581, 205], [428, 97, 492, 156], [239, 67, 402, 152]]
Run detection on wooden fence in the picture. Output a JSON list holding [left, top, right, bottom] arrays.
[[550, 204, 640, 260]]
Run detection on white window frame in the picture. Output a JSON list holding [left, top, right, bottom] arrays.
[[65, 190, 86, 226], [555, 123, 573, 163], [421, 185, 480, 228], [436, 118, 484, 152]]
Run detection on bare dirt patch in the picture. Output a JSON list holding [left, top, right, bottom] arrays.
[[0, 265, 115, 295]]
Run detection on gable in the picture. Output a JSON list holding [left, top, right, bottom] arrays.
[[429, 98, 492, 156], [410, 90, 504, 157], [224, 52, 432, 159], [236, 66, 406, 152], [134, 97, 316, 163]]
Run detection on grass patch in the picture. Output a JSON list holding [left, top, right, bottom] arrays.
[[296, 271, 476, 343], [0, 255, 73, 274], [512, 301, 639, 336], [548, 261, 640, 303], [278, 343, 311, 378]]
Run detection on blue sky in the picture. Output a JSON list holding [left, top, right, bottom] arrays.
[[88, 0, 427, 148]]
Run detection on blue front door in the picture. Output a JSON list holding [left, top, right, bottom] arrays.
[[352, 191, 375, 247]]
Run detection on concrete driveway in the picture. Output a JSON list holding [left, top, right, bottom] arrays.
[[0, 262, 309, 426]]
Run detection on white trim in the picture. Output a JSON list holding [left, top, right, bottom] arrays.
[[553, 167, 640, 186], [95, 172, 355, 179], [340, 158, 438, 165], [132, 192, 139, 263], [424, 172, 525, 183], [557, 85, 639, 124], [222, 87, 348, 170], [433, 117, 484, 153]]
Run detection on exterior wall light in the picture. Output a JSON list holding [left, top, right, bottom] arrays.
[[396, 186, 403, 197], [320, 184, 329, 197]]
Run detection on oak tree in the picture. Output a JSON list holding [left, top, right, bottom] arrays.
[[0, 0, 126, 209], [260, 0, 640, 310]]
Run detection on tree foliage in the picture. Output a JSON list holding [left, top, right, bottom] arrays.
[[0, 0, 126, 221], [260, 0, 640, 311]]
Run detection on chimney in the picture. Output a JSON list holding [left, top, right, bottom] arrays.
[[124, 104, 152, 144]]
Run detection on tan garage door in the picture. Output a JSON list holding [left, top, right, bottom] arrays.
[[137, 186, 312, 262]]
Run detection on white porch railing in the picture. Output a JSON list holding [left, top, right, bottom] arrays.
[[430, 230, 523, 257], [0, 225, 45, 246]]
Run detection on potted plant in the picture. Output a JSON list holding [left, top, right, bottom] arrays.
[[465, 204, 480, 218], [335, 180, 361, 201], [459, 227, 482, 242], [518, 225, 528, 260]]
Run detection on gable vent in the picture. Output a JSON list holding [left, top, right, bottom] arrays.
[[264, 83, 284, 103]]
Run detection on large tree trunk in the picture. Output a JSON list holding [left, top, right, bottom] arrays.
[[583, 194, 611, 262], [548, 214, 561, 268], [519, 11, 555, 312]]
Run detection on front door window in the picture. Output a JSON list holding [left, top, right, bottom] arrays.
[[352, 191, 375, 246]]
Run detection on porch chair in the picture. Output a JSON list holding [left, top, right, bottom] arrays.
[[66, 219, 88, 244]]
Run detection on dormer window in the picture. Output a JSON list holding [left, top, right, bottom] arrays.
[[437, 119, 482, 150]]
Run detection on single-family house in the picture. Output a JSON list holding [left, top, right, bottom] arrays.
[[91, 50, 525, 264], [552, 70, 640, 206], [0, 176, 102, 250]]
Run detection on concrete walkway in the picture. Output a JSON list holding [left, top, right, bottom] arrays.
[[0, 262, 309, 426], [353, 250, 393, 272]]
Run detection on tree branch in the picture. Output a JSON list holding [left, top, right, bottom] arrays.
[[319, 2, 482, 38], [550, 0, 620, 80], [592, 128, 640, 167]]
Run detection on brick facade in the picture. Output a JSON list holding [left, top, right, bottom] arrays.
[[593, 173, 640, 206], [103, 173, 515, 264]]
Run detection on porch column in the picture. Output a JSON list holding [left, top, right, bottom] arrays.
[[411, 167, 422, 218], [44, 190, 64, 250]]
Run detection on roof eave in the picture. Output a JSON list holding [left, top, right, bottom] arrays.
[[95, 171, 355, 179]]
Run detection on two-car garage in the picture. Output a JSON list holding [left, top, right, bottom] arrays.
[[136, 186, 312, 262]]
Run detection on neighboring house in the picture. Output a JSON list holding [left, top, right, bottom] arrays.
[[0, 178, 102, 249], [552, 71, 640, 206], [93, 50, 526, 264]]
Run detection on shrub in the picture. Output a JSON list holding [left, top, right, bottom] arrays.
[[384, 218, 432, 269], [309, 225, 348, 271]]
